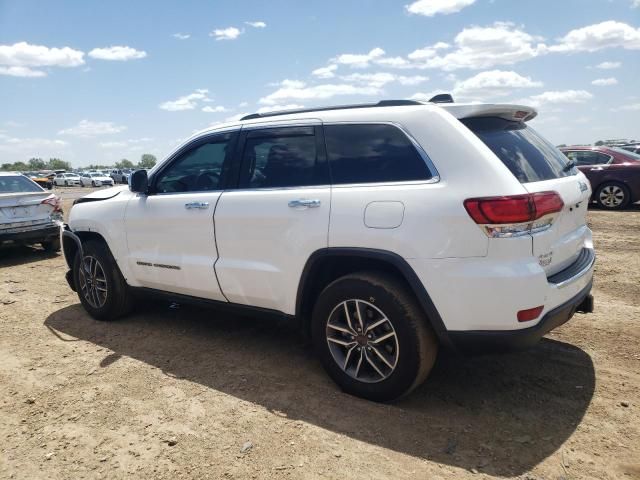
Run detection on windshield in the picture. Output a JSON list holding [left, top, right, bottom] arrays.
[[462, 117, 577, 183], [0, 175, 43, 193], [611, 147, 640, 161]]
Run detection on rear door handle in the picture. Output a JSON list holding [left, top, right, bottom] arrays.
[[288, 199, 321, 208], [185, 201, 209, 210]]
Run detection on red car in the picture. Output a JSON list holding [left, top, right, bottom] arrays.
[[560, 146, 640, 209]]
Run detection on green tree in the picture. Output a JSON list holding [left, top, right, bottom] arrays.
[[138, 154, 157, 169], [28, 157, 46, 170], [11, 161, 29, 171], [594, 140, 604, 146], [47, 158, 71, 171], [115, 158, 134, 169]]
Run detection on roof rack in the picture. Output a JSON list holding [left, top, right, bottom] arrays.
[[240, 99, 431, 121]]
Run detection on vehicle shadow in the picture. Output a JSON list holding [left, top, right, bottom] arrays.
[[45, 303, 595, 477], [0, 244, 60, 268]]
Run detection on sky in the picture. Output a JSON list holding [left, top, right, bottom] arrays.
[[0, 0, 639, 167]]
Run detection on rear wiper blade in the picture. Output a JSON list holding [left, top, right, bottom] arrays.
[[563, 160, 577, 172]]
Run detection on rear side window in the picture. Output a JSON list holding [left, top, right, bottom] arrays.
[[462, 117, 575, 183], [240, 126, 328, 188], [324, 124, 433, 185], [0, 175, 43, 193]]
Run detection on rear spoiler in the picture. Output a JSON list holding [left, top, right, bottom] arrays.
[[438, 103, 538, 122]]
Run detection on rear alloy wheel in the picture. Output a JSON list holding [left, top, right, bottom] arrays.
[[312, 272, 438, 402], [596, 182, 630, 210], [73, 240, 133, 321]]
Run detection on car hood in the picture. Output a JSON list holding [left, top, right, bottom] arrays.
[[73, 185, 129, 205]]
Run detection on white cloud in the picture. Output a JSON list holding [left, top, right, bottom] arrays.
[[210, 27, 243, 41], [159, 89, 210, 111], [341, 72, 428, 88], [202, 105, 229, 113], [633, 0, 640, 7], [0, 66, 47, 77], [259, 79, 382, 105], [88, 46, 147, 61], [612, 103, 640, 111], [245, 21, 267, 28], [453, 70, 543, 99], [408, 22, 547, 71], [332, 47, 385, 68], [550, 21, 640, 52], [58, 120, 127, 137], [0, 41, 84, 76], [0, 136, 68, 155], [172, 33, 191, 40], [591, 77, 618, 86], [595, 61, 621, 69], [515, 90, 593, 108], [99, 137, 152, 148], [312, 64, 338, 79], [405, 0, 476, 17]]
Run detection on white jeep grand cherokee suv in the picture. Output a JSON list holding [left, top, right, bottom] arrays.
[[62, 99, 595, 401]]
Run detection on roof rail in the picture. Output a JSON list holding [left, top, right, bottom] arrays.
[[240, 99, 427, 121]]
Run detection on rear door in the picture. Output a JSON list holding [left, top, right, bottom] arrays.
[[214, 123, 330, 314], [462, 117, 591, 275]]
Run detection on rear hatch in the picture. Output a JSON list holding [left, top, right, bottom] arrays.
[[460, 113, 591, 276]]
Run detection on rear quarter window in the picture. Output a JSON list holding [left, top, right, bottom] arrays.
[[323, 123, 433, 185], [461, 117, 575, 183]]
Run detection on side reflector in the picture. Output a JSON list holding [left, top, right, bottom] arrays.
[[517, 306, 544, 322]]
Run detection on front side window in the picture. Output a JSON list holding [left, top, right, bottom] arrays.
[[155, 134, 233, 193], [239, 126, 327, 188], [323, 124, 433, 185]]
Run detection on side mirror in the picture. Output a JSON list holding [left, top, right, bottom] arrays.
[[129, 169, 148, 194]]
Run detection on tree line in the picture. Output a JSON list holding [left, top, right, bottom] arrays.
[[0, 154, 157, 172]]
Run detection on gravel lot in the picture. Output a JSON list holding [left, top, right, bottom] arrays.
[[0, 188, 638, 480]]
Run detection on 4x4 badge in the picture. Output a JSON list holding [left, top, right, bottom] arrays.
[[579, 181, 588, 193]]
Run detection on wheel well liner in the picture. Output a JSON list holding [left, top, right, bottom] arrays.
[[295, 248, 452, 348]]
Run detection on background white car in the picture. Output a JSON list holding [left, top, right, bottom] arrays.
[[53, 173, 81, 187], [80, 172, 114, 187]]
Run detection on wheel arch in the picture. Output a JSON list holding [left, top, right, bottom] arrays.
[[295, 248, 452, 348], [62, 229, 109, 270]]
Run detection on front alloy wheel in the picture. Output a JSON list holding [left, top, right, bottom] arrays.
[[78, 255, 108, 309]]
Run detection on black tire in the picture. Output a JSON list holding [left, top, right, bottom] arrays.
[[64, 180, 68, 187], [73, 239, 133, 321], [42, 237, 61, 252], [595, 182, 631, 210], [311, 272, 438, 402], [91, 181, 96, 187]]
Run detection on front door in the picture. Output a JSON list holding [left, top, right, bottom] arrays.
[[214, 124, 330, 314], [124, 130, 238, 300]]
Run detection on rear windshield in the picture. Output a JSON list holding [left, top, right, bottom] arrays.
[[0, 175, 43, 193], [462, 117, 576, 183]]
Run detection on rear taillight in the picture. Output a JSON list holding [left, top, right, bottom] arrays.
[[41, 194, 62, 212], [464, 191, 563, 238]]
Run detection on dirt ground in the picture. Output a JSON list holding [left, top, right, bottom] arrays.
[[1, 188, 639, 480]]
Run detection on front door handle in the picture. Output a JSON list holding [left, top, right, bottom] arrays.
[[185, 201, 209, 210], [589, 167, 604, 171], [288, 199, 321, 208]]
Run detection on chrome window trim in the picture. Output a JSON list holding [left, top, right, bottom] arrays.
[[321, 121, 441, 185]]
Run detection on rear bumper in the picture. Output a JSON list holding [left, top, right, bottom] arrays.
[[0, 224, 60, 244], [448, 280, 593, 353]]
